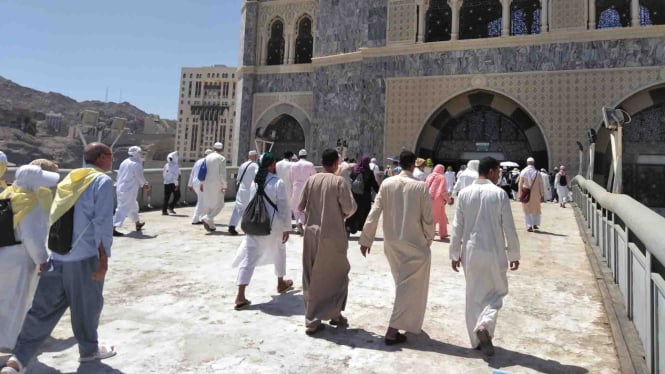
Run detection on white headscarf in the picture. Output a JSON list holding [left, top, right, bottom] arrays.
[[128, 146, 142, 157], [13, 165, 60, 191], [167, 151, 179, 164]]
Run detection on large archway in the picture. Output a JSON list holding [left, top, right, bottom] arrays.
[[252, 102, 314, 160], [263, 114, 305, 158], [416, 90, 549, 170]]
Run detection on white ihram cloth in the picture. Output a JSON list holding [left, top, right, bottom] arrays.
[[540, 171, 552, 201], [275, 159, 293, 206], [449, 179, 520, 348], [188, 157, 206, 223], [555, 172, 570, 203], [232, 174, 291, 285], [229, 160, 259, 227], [444, 170, 456, 194], [519, 165, 543, 227], [359, 171, 435, 333], [113, 155, 147, 226], [452, 160, 479, 197], [290, 158, 315, 224], [0, 199, 50, 349], [200, 152, 227, 227]]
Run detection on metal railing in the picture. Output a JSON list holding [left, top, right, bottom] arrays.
[[572, 175, 665, 373]]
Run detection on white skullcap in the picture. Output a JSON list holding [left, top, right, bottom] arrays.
[[370, 158, 377, 164], [14, 165, 60, 190], [526, 157, 535, 163], [214, 142, 223, 150], [298, 149, 307, 157], [560, 165, 566, 170], [540, 168, 547, 172], [0, 151, 7, 164], [128, 146, 142, 156], [204, 149, 213, 156], [248, 150, 258, 156]]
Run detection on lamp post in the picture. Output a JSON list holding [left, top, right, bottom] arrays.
[[576, 141, 584, 176], [602, 107, 631, 193], [586, 128, 597, 181]]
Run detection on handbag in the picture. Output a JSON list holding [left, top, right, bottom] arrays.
[[241, 181, 278, 236], [519, 172, 539, 204]]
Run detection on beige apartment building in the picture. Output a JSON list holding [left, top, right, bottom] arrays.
[[175, 65, 238, 164]]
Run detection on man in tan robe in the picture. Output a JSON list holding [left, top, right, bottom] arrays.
[[518, 157, 545, 232], [298, 149, 357, 335], [359, 150, 434, 345]]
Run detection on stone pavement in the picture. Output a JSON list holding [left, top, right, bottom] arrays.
[[1, 200, 621, 373]]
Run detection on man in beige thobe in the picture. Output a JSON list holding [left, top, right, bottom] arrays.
[[518, 157, 544, 232], [359, 150, 434, 346], [298, 149, 357, 335]]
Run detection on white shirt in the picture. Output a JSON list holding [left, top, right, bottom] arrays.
[[116, 156, 147, 192]]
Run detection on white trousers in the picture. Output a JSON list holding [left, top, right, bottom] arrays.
[[236, 244, 286, 285], [113, 189, 140, 227], [191, 190, 204, 223], [525, 213, 541, 227], [228, 202, 246, 227]]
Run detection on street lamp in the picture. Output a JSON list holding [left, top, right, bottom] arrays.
[[586, 128, 597, 181], [576, 141, 584, 176], [601, 106, 631, 193]]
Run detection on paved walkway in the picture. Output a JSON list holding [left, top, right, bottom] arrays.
[[2, 200, 620, 373]]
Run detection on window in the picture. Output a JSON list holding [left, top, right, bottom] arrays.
[[640, 0, 665, 25], [295, 16, 314, 64], [267, 19, 285, 65], [189, 74, 192, 78], [182, 73, 186, 78], [510, 1, 541, 35], [596, 0, 630, 28], [425, 0, 452, 42], [460, 0, 503, 40]]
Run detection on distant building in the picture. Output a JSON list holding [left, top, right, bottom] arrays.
[[45, 111, 64, 133], [175, 65, 237, 164], [143, 115, 175, 135]]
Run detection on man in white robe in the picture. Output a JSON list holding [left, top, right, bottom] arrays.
[[0, 165, 59, 350], [449, 157, 520, 356], [444, 166, 456, 194], [113, 146, 149, 236], [199, 142, 227, 232], [290, 149, 315, 234], [162, 151, 180, 215], [276, 151, 294, 207], [187, 149, 212, 224], [413, 158, 427, 181], [518, 157, 545, 231], [232, 152, 293, 309], [228, 150, 259, 235], [540, 168, 552, 202], [554, 165, 571, 208], [453, 160, 479, 197], [360, 151, 434, 346]]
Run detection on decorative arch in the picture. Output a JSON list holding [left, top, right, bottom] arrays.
[[253, 102, 313, 158], [596, 0, 630, 28], [639, 0, 665, 25], [295, 14, 314, 64], [267, 18, 285, 65], [459, 0, 503, 40], [425, 0, 452, 42], [510, 0, 541, 35], [415, 89, 550, 169]]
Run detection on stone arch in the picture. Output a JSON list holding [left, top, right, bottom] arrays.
[[253, 102, 313, 158], [294, 14, 314, 64], [266, 17, 286, 65], [415, 89, 550, 169]]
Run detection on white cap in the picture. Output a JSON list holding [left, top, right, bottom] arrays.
[[0, 151, 7, 163], [214, 142, 224, 150], [526, 157, 535, 163], [298, 149, 307, 157], [248, 150, 258, 156], [128, 146, 142, 156], [204, 149, 213, 156], [14, 165, 60, 189], [370, 158, 377, 164], [560, 165, 566, 170]]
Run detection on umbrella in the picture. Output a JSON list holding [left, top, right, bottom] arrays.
[[500, 161, 520, 168]]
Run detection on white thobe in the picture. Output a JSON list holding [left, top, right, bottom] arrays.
[[555, 173, 570, 203], [275, 159, 293, 206], [453, 171, 478, 196], [519, 166, 542, 227], [200, 152, 227, 227], [0, 204, 49, 349], [229, 160, 259, 227], [188, 157, 205, 223], [449, 179, 520, 348], [113, 156, 147, 227], [540, 171, 552, 201], [290, 159, 315, 224], [232, 174, 291, 285], [413, 167, 427, 181], [444, 171, 456, 194], [359, 171, 434, 334]]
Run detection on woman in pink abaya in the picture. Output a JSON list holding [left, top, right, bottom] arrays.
[[425, 164, 453, 239]]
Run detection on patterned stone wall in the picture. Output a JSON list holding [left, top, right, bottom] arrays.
[[316, 0, 387, 57], [241, 1, 259, 66], [254, 72, 313, 92], [256, 0, 318, 49], [252, 92, 314, 128], [550, 0, 588, 30], [387, 0, 417, 44]]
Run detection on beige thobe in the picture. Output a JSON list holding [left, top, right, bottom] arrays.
[[359, 171, 435, 333], [518, 166, 544, 227], [299, 173, 357, 327]]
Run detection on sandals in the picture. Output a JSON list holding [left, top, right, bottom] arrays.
[[329, 316, 348, 327], [234, 300, 251, 310], [79, 345, 117, 362], [385, 332, 407, 346], [1, 357, 23, 373], [305, 323, 325, 336], [277, 279, 294, 294]]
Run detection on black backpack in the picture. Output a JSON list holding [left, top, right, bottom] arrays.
[[241, 184, 277, 236], [559, 174, 568, 186], [48, 207, 75, 255], [0, 198, 21, 247]]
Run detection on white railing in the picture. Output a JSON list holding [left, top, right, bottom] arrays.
[[572, 175, 665, 373]]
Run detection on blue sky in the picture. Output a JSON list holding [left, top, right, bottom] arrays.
[[0, 0, 241, 119]]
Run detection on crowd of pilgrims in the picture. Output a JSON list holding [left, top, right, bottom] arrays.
[[0, 143, 572, 372]]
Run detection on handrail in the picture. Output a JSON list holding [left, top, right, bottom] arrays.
[[572, 175, 665, 267]]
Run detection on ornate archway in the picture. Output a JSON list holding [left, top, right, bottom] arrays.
[[416, 90, 549, 170], [253, 102, 314, 159], [263, 114, 306, 157]]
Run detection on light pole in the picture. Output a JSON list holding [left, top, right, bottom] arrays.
[[576, 141, 584, 176], [586, 128, 597, 181], [602, 107, 631, 193]]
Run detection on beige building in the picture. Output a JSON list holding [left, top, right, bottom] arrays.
[[176, 65, 238, 164]]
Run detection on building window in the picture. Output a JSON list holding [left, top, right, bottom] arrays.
[[640, 1, 665, 25], [425, 0, 452, 42], [182, 73, 186, 78], [295, 16, 314, 64], [510, 1, 541, 35], [267, 19, 285, 65], [460, 0, 503, 40], [189, 74, 192, 78], [596, 0, 630, 28]]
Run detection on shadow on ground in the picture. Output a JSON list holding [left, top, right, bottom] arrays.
[[123, 232, 158, 240], [247, 290, 304, 317], [27, 360, 124, 374]]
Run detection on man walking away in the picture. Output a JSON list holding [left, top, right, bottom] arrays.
[[290, 149, 315, 235], [113, 146, 149, 236], [199, 142, 228, 232], [449, 156, 520, 356], [555, 165, 570, 208], [162, 151, 181, 215], [228, 150, 259, 235], [518, 157, 544, 232], [187, 149, 212, 224]]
